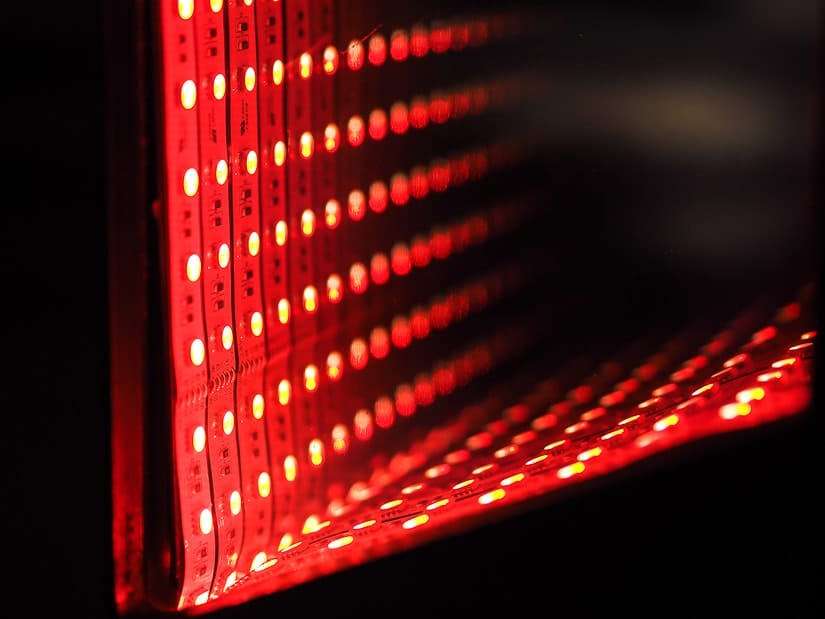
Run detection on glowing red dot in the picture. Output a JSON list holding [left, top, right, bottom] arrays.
[[409, 97, 429, 129], [429, 93, 451, 124], [347, 115, 365, 147], [368, 33, 387, 66], [375, 396, 395, 429], [429, 160, 451, 192], [370, 253, 390, 285], [390, 173, 410, 206], [346, 39, 364, 70], [395, 384, 416, 417], [430, 227, 452, 260], [450, 155, 471, 186], [322, 45, 339, 74], [350, 338, 368, 370], [349, 262, 369, 294], [323, 123, 340, 153], [411, 235, 431, 268], [451, 22, 470, 50], [368, 108, 388, 141], [324, 199, 341, 229], [369, 327, 390, 359], [433, 363, 456, 395], [354, 409, 373, 441], [410, 24, 430, 57], [389, 101, 409, 135], [452, 90, 472, 119], [348, 189, 366, 221], [430, 22, 452, 53], [390, 29, 409, 61], [391, 243, 412, 276], [409, 166, 429, 199], [414, 374, 435, 405], [326, 274, 344, 304], [391, 315, 412, 348], [368, 181, 388, 213], [411, 307, 430, 339]]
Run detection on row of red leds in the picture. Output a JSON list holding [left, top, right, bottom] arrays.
[[159, 0, 537, 609]]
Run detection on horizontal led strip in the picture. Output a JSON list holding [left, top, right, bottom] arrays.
[[159, 1, 216, 609], [279, 10, 529, 79]]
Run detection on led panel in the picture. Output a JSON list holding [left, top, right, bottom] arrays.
[[108, 1, 818, 616]]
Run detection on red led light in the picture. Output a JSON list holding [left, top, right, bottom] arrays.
[[354, 409, 374, 441], [409, 97, 430, 129], [390, 173, 410, 206], [369, 327, 390, 359], [368, 181, 389, 213], [326, 274, 344, 304], [324, 199, 342, 229], [390, 29, 409, 61], [299, 52, 313, 79], [347, 115, 366, 147], [302, 286, 319, 313], [299, 131, 314, 158], [323, 123, 340, 153], [346, 39, 364, 70], [370, 253, 390, 285], [390, 101, 409, 134], [391, 243, 412, 276], [349, 262, 369, 294], [375, 396, 395, 429], [391, 315, 412, 348], [350, 338, 369, 370], [410, 24, 430, 57], [368, 33, 387, 66]]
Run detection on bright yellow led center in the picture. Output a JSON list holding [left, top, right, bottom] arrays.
[[273, 140, 286, 166], [242, 0, 253, 6], [303, 286, 318, 313], [223, 410, 235, 435], [210, 0, 223, 12], [304, 365, 319, 391], [252, 393, 265, 419], [218, 243, 231, 268], [322, 45, 339, 74], [190, 339, 205, 366], [215, 159, 228, 185], [274, 220, 287, 246], [245, 150, 258, 174], [250, 311, 263, 336], [199, 508, 213, 534], [247, 231, 260, 256], [229, 490, 242, 515], [183, 168, 199, 197], [277, 298, 290, 324], [283, 456, 297, 482], [325, 199, 341, 229], [324, 123, 340, 152], [192, 426, 206, 453], [299, 52, 313, 79], [272, 59, 285, 86], [299, 131, 314, 158], [300, 209, 315, 236], [186, 254, 201, 282], [278, 379, 291, 405], [213, 73, 226, 100], [326, 352, 343, 380], [221, 325, 233, 350], [309, 438, 324, 466], [178, 0, 194, 20], [257, 472, 271, 498], [180, 79, 197, 109], [243, 66, 256, 92]]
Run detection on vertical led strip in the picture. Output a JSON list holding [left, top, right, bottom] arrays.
[[158, 1, 215, 608]]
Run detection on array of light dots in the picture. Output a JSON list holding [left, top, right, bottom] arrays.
[[113, 2, 816, 614]]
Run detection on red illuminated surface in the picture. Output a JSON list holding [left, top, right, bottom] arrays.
[[109, 1, 816, 617]]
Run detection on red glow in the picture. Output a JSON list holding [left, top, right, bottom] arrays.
[[324, 199, 342, 229], [370, 253, 390, 285], [350, 338, 369, 370], [391, 243, 412, 276], [395, 384, 416, 417], [326, 351, 344, 382], [409, 97, 430, 129], [353, 410, 374, 441], [411, 307, 431, 339], [409, 166, 430, 199], [368, 34, 387, 66], [326, 274, 344, 304], [391, 315, 412, 348], [414, 373, 435, 405], [429, 93, 451, 124], [430, 22, 452, 53], [390, 101, 409, 134], [349, 262, 369, 294], [375, 396, 395, 429], [347, 115, 366, 147], [368, 108, 388, 141], [323, 123, 340, 153], [410, 24, 430, 57], [348, 189, 367, 221], [368, 181, 389, 213], [411, 235, 431, 268], [390, 173, 410, 205], [369, 327, 390, 359], [346, 39, 364, 70], [390, 29, 409, 61], [322, 45, 339, 74]]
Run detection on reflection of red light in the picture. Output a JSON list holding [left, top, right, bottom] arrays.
[[368, 33, 387, 66], [390, 29, 409, 61], [368, 180, 388, 213], [390, 101, 409, 134]]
